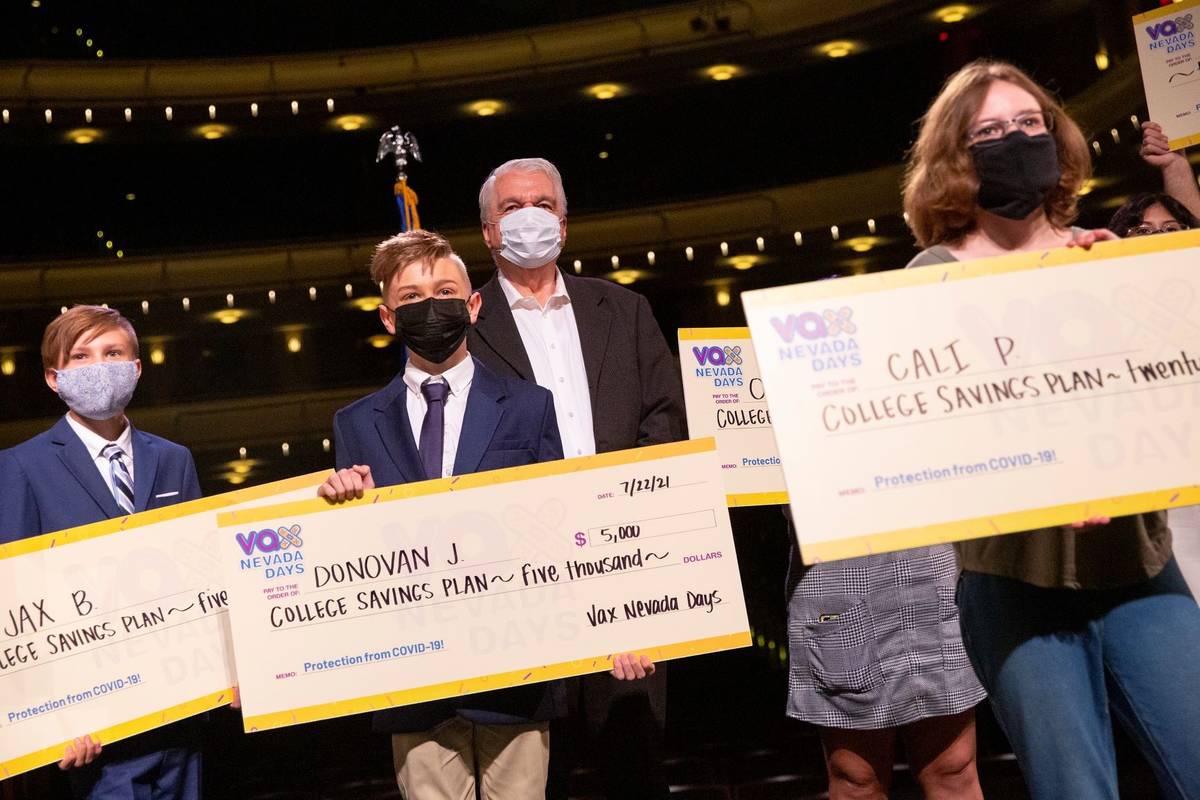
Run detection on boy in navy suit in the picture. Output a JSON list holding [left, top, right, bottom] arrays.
[[319, 230, 653, 799], [0, 305, 203, 800]]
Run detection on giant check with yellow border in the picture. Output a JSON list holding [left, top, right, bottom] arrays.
[[0, 472, 325, 780], [742, 233, 1200, 563], [218, 439, 750, 732], [678, 328, 787, 506]]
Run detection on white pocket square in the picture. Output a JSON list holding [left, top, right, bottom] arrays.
[[154, 491, 180, 499]]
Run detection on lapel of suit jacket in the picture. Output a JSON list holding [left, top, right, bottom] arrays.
[[563, 274, 611, 412], [50, 417, 122, 518], [453, 357, 504, 476], [372, 375, 425, 484], [130, 427, 159, 512], [473, 275, 535, 380]]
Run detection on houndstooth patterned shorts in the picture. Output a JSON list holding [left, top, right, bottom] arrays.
[[785, 544, 986, 730]]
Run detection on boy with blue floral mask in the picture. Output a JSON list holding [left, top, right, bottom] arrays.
[[0, 304, 204, 800]]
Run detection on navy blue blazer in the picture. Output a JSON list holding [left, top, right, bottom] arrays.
[[332, 356, 566, 732], [0, 416, 202, 543]]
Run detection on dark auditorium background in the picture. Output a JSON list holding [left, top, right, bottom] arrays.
[[0, 1, 1183, 798]]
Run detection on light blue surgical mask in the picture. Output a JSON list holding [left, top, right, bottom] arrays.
[[498, 207, 563, 269], [55, 361, 139, 420]]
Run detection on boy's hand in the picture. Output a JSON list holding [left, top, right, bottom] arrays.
[[230, 686, 240, 710], [610, 652, 656, 681], [58, 735, 101, 770], [318, 465, 374, 504]]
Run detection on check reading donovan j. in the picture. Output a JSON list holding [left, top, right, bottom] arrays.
[[0, 472, 326, 780], [678, 328, 787, 506], [741, 232, 1200, 564], [218, 438, 750, 732]]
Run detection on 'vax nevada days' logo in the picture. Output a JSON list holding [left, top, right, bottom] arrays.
[[1146, 13, 1195, 54], [236, 524, 305, 579], [769, 307, 861, 371], [691, 344, 744, 387]]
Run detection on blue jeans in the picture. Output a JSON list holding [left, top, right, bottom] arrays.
[[957, 559, 1200, 800]]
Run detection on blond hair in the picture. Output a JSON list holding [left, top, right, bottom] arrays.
[[369, 229, 469, 290]]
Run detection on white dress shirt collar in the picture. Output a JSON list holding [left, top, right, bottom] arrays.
[[65, 413, 133, 461], [497, 268, 571, 312], [65, 413, 135, 482], [402, 355, 475, 400]]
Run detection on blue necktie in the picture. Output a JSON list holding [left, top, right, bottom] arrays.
[[419, 380, 449, 480], [101, 443, 135, 515]]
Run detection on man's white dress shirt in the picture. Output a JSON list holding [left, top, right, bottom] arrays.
[[497, 269, 596, 458]]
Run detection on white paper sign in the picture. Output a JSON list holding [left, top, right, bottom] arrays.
[[218, 439, 751, 732], [1134, 0, 1200, 150], [742, 234, 1200, 563], [678, 327, 786, 506], [0, 473, 324, 779]]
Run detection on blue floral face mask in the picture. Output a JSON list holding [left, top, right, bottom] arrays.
[[55, 361, 139, 420]]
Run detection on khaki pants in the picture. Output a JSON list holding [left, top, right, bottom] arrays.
[[392, 718, 549, 800]]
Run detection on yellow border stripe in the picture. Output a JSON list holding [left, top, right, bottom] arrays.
[[728, 491, 788, 508], [1168, 133, 1200, 151], [0, 471, 327, 560], [0, 688, 232, 780], [1133, 0, 1199, 24], [801, 485, 1200, 564], [678, 327, 750, 340], [242, 632, 750, 732], [742, 232, 1200, 308], [221, 438, 717, 527]]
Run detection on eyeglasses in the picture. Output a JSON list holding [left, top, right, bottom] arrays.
[[1124, 221, 1190, 237], [966, 111, 1054, 145]]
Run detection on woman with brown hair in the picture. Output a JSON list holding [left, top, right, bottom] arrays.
[[903, 60, 1200, 799]]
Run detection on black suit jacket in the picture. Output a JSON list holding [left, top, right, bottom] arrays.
[[469, 272, 683, 730], [468, 272, 686, 454]]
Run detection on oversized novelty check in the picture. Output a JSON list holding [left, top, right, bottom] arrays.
[[742, 232, 1200, 563], [218, 439, 750, 732], [1134, 0, 1200, 150], [678, 328, 786, 506], [0, 473, 324, 779]]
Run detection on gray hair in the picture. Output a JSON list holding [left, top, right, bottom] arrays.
[[478, 157, 568, 223]]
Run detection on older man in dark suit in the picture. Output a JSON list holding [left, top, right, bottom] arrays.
[[469, 158, 685, 799]]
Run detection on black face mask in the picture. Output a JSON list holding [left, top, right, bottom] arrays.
[[391, 297, 471, 364], [971, 132, 1061, 220]]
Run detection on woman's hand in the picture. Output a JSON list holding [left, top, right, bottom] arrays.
[[1067, 229, 1119, 250]]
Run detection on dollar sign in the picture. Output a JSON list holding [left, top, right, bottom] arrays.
[[574, 532, 587, 547]]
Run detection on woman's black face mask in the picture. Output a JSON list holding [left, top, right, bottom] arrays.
[[971, 132, 1061, 220]]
